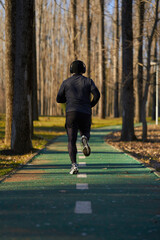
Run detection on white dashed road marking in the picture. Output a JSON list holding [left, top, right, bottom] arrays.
[[79, 162, 86, 167], [78, 155, 86, 159], [77, 174, 87, 178], [74, 201, 92, 214], [76, 183, 88, 190]]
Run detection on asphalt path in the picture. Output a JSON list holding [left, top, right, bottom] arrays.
[[0, 127, 160, 240]]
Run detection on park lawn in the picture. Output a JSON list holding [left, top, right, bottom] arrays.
[[0, 115, 122, 178]]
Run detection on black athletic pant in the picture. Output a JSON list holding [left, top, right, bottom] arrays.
[[66, 111, 91, 164]]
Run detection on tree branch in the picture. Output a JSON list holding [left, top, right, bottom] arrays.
[[0, 36, 5, 41], [0, 0, 5, 9], [148, 0, 159, 46]]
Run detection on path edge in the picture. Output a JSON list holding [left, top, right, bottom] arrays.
[[0, 136, 62, 184]]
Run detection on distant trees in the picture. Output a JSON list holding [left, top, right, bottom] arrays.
[[0, 0, 160, 147]]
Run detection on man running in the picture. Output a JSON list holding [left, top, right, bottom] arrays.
[[56, 60, 100, 174]]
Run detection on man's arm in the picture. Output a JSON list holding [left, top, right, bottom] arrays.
[[90, 87, 100, 107], [56, 82, 66, 103]]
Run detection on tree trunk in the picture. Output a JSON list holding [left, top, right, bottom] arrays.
[[114, 0, 119, 118], [71, 0, 77, 60], [32, 0, 38, 121], [86, 0, 91, 78], [142, 41, 153, 141], [98, 0, 106, 119], [11, 0, 33, 153], [27, 0, 38, 137], [142, 0, 159, 141], [5, 0, 16, 146], [37, 0, 43, 115], [136, 0, 145, 122], [152, 35, 157, 120], [121, 0, 136, 141]]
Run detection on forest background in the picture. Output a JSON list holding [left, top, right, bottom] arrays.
[[0, 0, 159, 162]]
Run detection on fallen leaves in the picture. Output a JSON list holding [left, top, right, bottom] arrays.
[[105, 125, 160, 172]]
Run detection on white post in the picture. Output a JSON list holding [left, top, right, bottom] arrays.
[[156, 64, 159, 125]]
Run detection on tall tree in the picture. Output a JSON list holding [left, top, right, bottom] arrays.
[[11, 0, 34, 153], [28, 0, 38, 137], [114, 0, 120, 118], [37, 0, 43, 115], [32, 0, 38, 122], [142, 0, 159, 141], [136, 0, 145, 122], [152, 34, 157, 120], [71, 0, 77, 60], [99, 0, 106, 119], [5, 0, 16, 146], [121, 0, 136, 141], [0, 6, 5, 114], [85, 0, 91, 78]]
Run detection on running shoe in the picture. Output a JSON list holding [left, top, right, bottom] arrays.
[[69, 163, 79, 174], [81, 135, 91, 156]]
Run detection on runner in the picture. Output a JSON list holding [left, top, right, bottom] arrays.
[[56, 60, 100, 174]]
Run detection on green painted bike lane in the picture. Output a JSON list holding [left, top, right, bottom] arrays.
[[0, 127, 160, 240]]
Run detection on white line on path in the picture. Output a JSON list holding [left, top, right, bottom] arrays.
[[77, 174, 87, 178], [74, 201, 92, 214], [79, 156, 86, 159], [76, 183, 88, 190], [79, 162, 86, 167]]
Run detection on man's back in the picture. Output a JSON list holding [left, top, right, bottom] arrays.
[[57, 74, 99, 115]]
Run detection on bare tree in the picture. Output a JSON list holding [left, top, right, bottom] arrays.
[[5, 0, 16, 146], [121, 0, 136, 141], [0, 0, 5, 9], [71, 0, 77, 60], [137, 0, 145, 122], [85, 0, 91, 78], [11, 0, 34, 153], [37, 0, 42, 115], [113, 0, 120, 118], [0, 7, 5, 113], [152, 33, 157, 120], [32, 0, 38, 121], [142, 0, 159, 141], [99, 0, 106, 119], [27, 0, 38, 137]]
